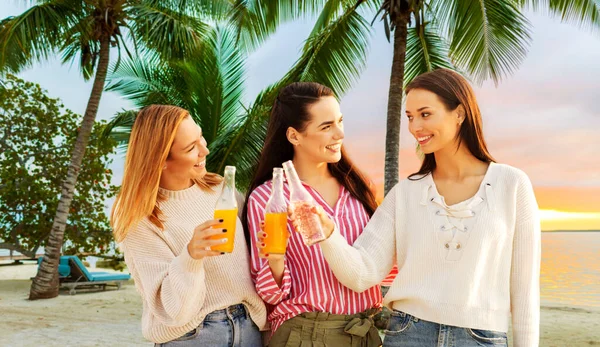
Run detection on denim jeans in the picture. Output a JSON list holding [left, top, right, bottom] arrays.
[[383, 310, 508, 347], [156, 304, 262, 347]]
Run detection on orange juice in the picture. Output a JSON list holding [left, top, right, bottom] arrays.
[[211, 208, 238, 253], [261, 212, 289, 256]]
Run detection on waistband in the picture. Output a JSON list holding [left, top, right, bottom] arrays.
[[205, 303, 247, 321]]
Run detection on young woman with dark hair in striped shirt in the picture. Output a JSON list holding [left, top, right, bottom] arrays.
[[241, 82, 395, 347]]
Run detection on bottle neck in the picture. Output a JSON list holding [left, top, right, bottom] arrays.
[[216, 167, 237, 209], [283, 162, 303, 191], [223, 171, 235, 189], [272, 172, 284, 196]]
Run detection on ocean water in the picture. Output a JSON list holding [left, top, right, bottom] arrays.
[[540, 231, 600, 308]]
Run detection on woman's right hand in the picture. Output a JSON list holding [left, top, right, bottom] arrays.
[[257, 221, 285, 261], [257, 221, 286, 287], [187, 219, 228, 260]]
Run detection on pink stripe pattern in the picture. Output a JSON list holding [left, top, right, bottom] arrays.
[[247, 180, 398, 333]]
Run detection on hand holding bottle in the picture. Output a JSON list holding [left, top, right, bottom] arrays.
[[282, 161, 327, 246], [288, 205, 335, 241], [256, 221, 286, 260], [210, 166, 238, 253], [187, 219, 228, 259], [260, 167, 290, 257]]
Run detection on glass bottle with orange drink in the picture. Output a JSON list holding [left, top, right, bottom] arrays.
[[211, 166, 237, 253], [261, 168, 290, 258]]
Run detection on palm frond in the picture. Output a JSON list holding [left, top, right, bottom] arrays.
[[435, 0, 533, 85], [0, 0, 78, 73], [518, 0, 600, 32], [128, 1, 209, 61], [101, 109, 138, 150], [144, 0, 232, 20], [208, 87, 277, 191], [212, 26, 246, 136], [230, 0, 330, 52], [106, 25, 247, 155], [208, 4, 373, 188], [106, 52, 180, 107], [308, 0, 346, 38], [404, 20, 454, 86], [174, 25, 246, 144], [60, 16, 97, 80], [287, 6, 373, 97]]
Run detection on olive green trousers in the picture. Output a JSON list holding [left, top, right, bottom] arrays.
[[268, 309, 382, 347]]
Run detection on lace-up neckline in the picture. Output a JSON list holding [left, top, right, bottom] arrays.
[[420, 163, 497, 261]]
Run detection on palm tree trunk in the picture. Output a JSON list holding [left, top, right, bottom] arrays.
[[383, 11, 410, 195], [29, 36, 111, 300]]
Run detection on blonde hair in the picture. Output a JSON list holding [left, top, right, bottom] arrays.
[[111, 105, 222, 243]]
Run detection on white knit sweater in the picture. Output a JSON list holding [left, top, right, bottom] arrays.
[[320, 163, 541, 346], [119, 183, 267, 343]]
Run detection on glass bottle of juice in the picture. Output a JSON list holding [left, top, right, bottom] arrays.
[[282, 160, 325, 246], [211, 166, 237, 253], [261, 168, 289, 257]]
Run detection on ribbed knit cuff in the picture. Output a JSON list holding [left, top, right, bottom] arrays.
[[320, 224, 347, 249], [174, 247, 205, 273]]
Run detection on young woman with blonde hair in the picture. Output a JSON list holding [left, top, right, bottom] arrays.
[[112, 105, 266, 346]]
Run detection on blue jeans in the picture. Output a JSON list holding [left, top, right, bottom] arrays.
[[383, 310, 508, 347], [156, 304, 262, 347]]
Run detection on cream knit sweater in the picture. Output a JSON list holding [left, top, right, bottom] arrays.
[[119, 183, 267, 343], [320, 163, 541, 346]]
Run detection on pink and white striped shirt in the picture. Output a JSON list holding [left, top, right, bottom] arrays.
[[246, 180, 398, 333]]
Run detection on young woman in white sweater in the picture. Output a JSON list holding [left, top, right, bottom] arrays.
[[111, 105, 266, 346], [293, 69, 541, 347]]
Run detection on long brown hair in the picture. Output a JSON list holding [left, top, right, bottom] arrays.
[[242, 82, 377, 248], [406, 69, 495, 180], [111, 105, 222, 243]]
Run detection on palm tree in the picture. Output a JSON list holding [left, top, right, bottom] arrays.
[[361, 0, 600, 194], [104, 2, 372, 190], [0, 0, 217, 300]]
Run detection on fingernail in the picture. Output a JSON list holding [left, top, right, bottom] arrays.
[[261, 243, 266, 247], [221, 252, 225, 255], [222, 229, 227, 233], [219, 219, 224, 223]]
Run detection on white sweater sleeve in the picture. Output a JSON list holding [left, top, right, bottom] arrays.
[[510, 172, 541, 347], [320, 184, 398, 293], [123, 224, 207, 327]]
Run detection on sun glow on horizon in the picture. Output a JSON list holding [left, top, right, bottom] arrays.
[[539, 209, 600, 231]]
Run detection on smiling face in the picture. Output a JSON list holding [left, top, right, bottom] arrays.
[[288, 96, 345, 164], [163, 116, 210, 184], [405, 88, 465, 154]]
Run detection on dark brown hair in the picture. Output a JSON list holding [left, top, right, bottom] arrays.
[[242, 82, 377, 248], [406, 69, 495, 180]]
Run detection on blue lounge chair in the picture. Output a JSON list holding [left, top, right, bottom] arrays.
[[38, 255, 131, 295], [36, 257, 71, 278]]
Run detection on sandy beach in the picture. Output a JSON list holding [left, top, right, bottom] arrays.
[[1, 263, 599, 346]]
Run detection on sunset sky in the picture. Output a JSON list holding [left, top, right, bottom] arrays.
[[2, 4, 599, 231]]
